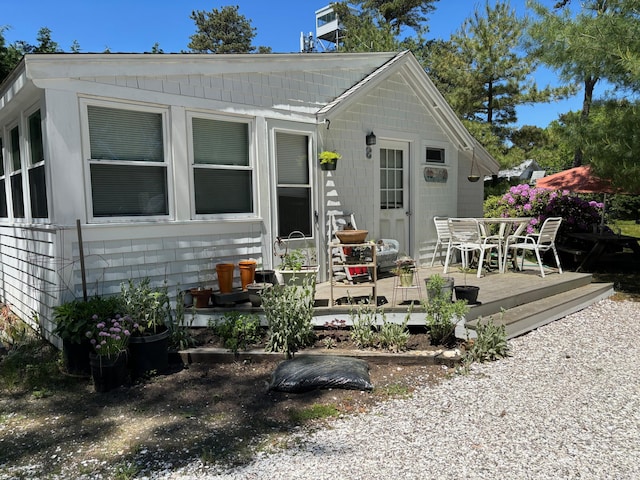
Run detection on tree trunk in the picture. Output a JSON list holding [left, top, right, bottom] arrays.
[[573, 75, 598, 167]]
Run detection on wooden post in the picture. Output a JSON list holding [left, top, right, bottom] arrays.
[[76, 219, 88, 301]]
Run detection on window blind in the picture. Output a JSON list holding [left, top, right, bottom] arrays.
[[88, 106, 163, 162], [192, 118, 249, 166]]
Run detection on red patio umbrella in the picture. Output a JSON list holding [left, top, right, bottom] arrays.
[[536, 165, 618, 227], [535, 165, 618, 194]]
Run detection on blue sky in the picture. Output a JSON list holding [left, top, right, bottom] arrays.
[[2, 0, 598, 128]]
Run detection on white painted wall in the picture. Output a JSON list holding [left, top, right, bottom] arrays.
[[319, 70, 461, 267]]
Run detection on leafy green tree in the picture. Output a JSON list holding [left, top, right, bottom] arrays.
[[33, 27, 60, 53], [188, 5, 261, 54], [574, 99, 640, 192], [332, 2, 400, 52], [449, 1, 570, 133], [1, 26, 66, 83], [526, 0, 640, 166], [0, 27, 22, 81], [352, 0, 440, 35]]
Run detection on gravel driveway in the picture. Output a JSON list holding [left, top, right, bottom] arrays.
[[159, 299, 640, 479]]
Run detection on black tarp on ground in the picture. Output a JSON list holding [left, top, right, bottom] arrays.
[[269, 355, 373, 393]]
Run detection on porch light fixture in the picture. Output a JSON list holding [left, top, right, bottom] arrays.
[[366, 132, 377, 146]]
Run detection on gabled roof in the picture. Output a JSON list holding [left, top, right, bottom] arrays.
[[2, 50, 499, 174], [315, 50, 499, 175]]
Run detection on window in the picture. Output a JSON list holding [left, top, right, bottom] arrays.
[[426, 147, 445, 164], [276, 132, 311, 237], [380, 148, 403, 209], [28, 109, 48, 218], [9, 125, 24, 218], [87, 105, 168, 217], [191, 117, 253, 215], [0, 137, 6, 218]]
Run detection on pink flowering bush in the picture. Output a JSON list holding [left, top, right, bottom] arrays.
[[85, 314, 133, 357], [485, 184, 604, 234]]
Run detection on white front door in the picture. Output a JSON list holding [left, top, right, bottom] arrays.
[[379, 140, 411, 254]]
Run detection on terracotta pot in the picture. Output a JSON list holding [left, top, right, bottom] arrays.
[[215, 263, 235, 293], [238, 259, 257, 290], [190, 288, 213, 308]]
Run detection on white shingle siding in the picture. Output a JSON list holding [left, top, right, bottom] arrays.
[[319, 70, 461, 265], [0, 225, 58, 342], [0, 52, 497, 342]]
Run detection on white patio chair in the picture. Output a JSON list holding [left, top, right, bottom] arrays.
[[430, 216, 451, 266], [443, 218, 498, 278], [502, 217, 563, 278]]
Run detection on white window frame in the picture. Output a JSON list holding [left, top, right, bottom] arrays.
[[186, 111, 256, 219], [8, 122, 25, 221], [81, 98, 173, 223], [0, 134, 7, 219], [424, 145, 446, 165], [25, 105, 49, 221], [273, 128, 314, 239]]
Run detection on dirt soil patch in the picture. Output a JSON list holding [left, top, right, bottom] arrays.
[[0, 329, 452, 479]]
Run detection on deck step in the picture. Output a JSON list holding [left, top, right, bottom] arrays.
[[465, 282, 614, 339]]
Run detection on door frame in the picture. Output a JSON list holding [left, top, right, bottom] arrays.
[[377, 138, 412, 256]]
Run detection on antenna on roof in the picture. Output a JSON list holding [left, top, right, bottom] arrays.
[[300, 32, 315, 53]]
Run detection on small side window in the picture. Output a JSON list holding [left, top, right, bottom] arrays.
[[426, 147, 445, 164]]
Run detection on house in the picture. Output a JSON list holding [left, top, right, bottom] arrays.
[[486, 159, 544, 183], [0, 50, 499, 344]]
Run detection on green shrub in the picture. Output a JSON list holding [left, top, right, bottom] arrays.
[[467, 315, 510, 363], [483, 183, 603, 235], [120, 278, 171, 334], [53, 296, 122, 344], [377, 313, 410, 353], [261, 277, 315, 358], [211, 312, 262, 354], [424, 296, 469, 347], [349, 300, 378, 348], [168, 289, 197, 351]]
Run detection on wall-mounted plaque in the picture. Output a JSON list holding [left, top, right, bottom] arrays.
[[424, 167, 448, 183]]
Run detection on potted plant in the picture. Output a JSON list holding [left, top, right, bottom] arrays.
[[423, 292, 469, 347], [53, 296, 123, 376], [121, 278, 172, 379], [277, 247, 319, 288], [393, 255, 415, 287], [85, 313, 133, 392], [319, 150, 341, 171], [454, 266, 480, 304], [425, 274, 455, 302]]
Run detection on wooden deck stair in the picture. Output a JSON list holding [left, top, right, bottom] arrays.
[[464, 282, 613, 339]]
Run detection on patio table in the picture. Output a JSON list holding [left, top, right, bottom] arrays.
[[476, 217, 533, 272], [566, 232, 640, 272]]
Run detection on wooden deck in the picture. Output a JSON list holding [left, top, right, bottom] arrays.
[[188, 263, 614, 340]]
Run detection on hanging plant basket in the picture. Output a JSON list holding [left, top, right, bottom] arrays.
[[320, 161, 337, 171], [319, 150, 341, 171], [467, 149, 481, 182]]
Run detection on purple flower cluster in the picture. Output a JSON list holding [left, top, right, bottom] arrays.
[[86, 314, 133, 356], [487, 184, 604, 234]]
